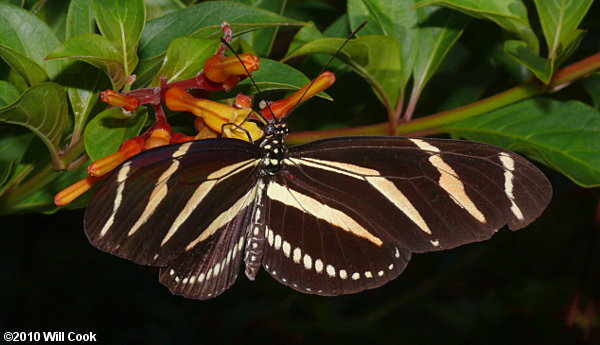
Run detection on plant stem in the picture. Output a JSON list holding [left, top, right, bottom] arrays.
[[0, 138, 86, 212], [286, 51, 600, 145]]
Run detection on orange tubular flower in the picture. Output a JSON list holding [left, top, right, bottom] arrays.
[[165, 87, 263, 142], [87, 137, 145, 177], [100, 89, 140, 111], [203, 54, 260, 83], [54, 175, 103, 206], [261, 71, 336, 120]]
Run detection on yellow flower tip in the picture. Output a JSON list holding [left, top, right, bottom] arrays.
[[54, 176, 102, 206], [144, 128, 171, 150], [222, 109, 264, 142], [88, 138, 144, 177], [262, 71, 336, 119], [194, 118, 220, 140], [223, 120, 263, 142], [203, 54, 260, 83], [100, 89, 139, 111]]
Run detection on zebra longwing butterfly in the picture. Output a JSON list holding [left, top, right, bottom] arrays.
[[85, 118, 551, 299]]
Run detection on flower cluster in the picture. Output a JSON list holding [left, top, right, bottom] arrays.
[[54, 23, 336, 207]]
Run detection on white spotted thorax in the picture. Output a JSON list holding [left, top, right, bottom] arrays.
[[260, 122, 289, 176]]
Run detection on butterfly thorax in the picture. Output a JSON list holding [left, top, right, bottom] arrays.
[[260, 122, 289, 176]]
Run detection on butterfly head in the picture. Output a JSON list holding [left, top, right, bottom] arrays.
[[263, 121, 289, 140]]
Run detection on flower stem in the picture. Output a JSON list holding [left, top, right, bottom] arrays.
[[286, 51, 600, 145]]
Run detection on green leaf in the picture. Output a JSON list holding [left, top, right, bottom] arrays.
[[408, 6, 468, 116], [445, 98, 600, 187], [149, 37, 220, 86], [47, 33, 127, 89], [581, 74, 600, 109], [132, 54, 165, 88], [235, 0, 287, 56], [66, 0, 95, 39], [0, 83, 68, 168], [145, 0, 185, 20], [348, 0, 418, 84], [0, 126, 33, 188], [64, 63, 105, 142], [138, 2, 302, 62], [0, 3, 65, 81], [286, 20, 347, 73], [286, 35, 402, 113], [84, 108, 148, 161], [503, 40, 552, 84], [419, 0, 539, 53], [0, 80, 20, 106], [0, 44, 50, 86], [235, 58, 332, 100], [94, 0, 146, 76], [533, 0, 592, 60], [31, 1, 69, 41]]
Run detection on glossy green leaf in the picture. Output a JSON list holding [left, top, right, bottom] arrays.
[[139, 2, 302, 61], [66, 0, 95, 39], [445, 98, 600, 187], [235, 0, 287, 56], [132, 54, 165, 88], [286, 20, 347, 73], [47, 33, 126, 89], [65, 63, 105, 142], [286, 35, 402, 113], [408, 6, 468, 116], [145, 0, 185, 20], [419, 0, 539, 53], [0, 80, 20, 106], [31, 1, 69, 41], [0, 83, 68, 168], [504, 40, 552, 84], [0, 3, 65, 81], [348, 0, 418, 84], [0, 44, 49, 86], [534, 0, 592, 60], [235, 58, 331, 100], [149, 37, 220, 86], [84, 108, 148, 161], [94, 0, 146, 75]]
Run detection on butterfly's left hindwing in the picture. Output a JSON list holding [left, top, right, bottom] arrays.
[[84, 139, 262, 269]]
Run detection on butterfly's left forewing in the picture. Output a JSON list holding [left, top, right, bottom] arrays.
[[84, 139, 262, 268]]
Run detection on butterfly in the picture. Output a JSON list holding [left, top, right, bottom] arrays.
[[84, 117, 551, 299], [83, 21, 551, 299]]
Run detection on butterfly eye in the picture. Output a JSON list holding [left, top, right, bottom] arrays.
[[264, 124, 276, 137]]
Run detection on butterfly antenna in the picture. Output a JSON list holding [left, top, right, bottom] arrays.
[[288, 21, 368, 114], [219, 38, 274, 125]]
